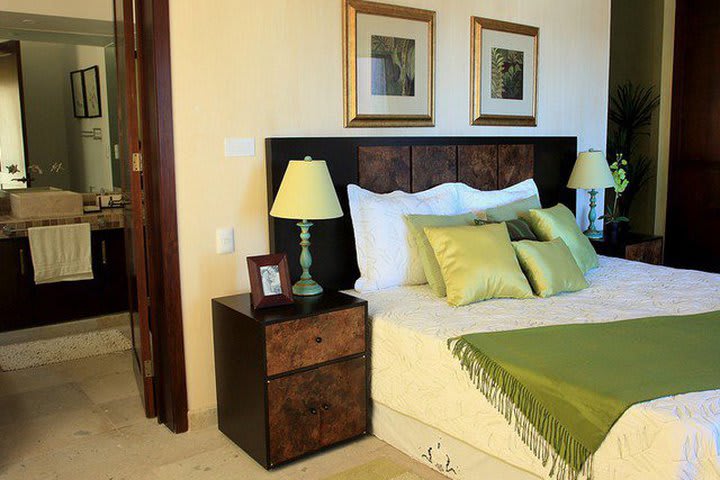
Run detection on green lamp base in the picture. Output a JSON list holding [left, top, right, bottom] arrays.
[[293, 220, 324, 297], [584, 227, 604, 240], [583, 189, 604, 241], [292, 278, 323, 296]]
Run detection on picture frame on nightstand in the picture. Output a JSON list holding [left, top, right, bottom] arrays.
[[247, 253, 294, 310]]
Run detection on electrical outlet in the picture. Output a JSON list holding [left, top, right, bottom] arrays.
[[216, 227, 235, 254]]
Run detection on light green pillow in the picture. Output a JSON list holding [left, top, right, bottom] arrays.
[[522, 204, 599, 273], [424, 223, 533, 307], [485, 195, 542, 222], [405, 212, 477, 297], [513, 238, 590, 297]]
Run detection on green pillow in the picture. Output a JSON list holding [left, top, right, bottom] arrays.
[[513, 238, 590, 297], [522, 204, 599, 273], [485, 195, 542, 222], [424, 223, 533, 307], [474, 218, 537, 241], [405, 212, 477, 297]]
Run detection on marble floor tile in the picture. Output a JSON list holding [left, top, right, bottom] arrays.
[[0, 351, 449, 480]]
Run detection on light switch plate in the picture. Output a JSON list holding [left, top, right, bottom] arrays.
[[216, 227, 235, 254], [224, 137, 255, 157]]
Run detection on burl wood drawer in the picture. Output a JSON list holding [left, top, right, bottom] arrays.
[[626, 238, 663, 265], [267, 356, 366, 466], [265, 307, 365, 376]]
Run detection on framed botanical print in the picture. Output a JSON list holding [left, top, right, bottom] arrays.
[[70, 69, 87, 118], [343, 0, 435, 127], [470, 17, 539, 126], [82, 66, 102, 118]]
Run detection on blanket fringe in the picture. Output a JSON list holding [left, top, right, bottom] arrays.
[[449, 337, 594, 480]]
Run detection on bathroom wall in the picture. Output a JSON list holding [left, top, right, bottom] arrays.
[[0, 42, 27, 189], [19, 41, 113, 193]]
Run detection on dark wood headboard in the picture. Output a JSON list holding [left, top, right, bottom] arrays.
[[266, 136, 577, 290]]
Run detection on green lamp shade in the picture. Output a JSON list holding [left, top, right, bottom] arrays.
[[270, 157, 343, 220], [567, 151, 614, 190]]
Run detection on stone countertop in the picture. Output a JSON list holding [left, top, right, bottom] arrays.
[[0, 210, 124, 239]]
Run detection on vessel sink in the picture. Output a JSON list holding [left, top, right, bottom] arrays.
[[8, 188, 84, 219]]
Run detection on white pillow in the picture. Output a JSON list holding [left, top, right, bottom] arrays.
[[347, 183, 461, 292], [457, 179, 540, 216]]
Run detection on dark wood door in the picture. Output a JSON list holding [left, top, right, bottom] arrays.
[[267, 368, 321, 465], [666, 0, 720, 272], [114, 0, 156, 416], [318, 357, 367, 448], [0, 238, 30, 331]]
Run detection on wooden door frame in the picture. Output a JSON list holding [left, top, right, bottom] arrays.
[[131, 0, 188, 433]]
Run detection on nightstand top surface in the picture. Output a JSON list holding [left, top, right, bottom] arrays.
[[213, 290, 366, 324], [591, 232, 662, 246]]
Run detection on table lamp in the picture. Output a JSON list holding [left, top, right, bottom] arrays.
[[567, 150, 615, 240], [270, 156, 343, 296]]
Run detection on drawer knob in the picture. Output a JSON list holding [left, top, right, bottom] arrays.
[[315, 336, 323, 344], [322, 403, 330, 411], [309, 407, 318, 415]]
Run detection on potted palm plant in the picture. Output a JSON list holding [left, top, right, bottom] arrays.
[[606, 82, 661, 234]]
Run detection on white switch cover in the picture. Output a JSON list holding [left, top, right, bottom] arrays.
[[216, 227, 235, 254], [224, 137, 255, 157]]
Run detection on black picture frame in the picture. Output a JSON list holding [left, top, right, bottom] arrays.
[[70, 69, 87, 118], [82, 65, 102, 118]]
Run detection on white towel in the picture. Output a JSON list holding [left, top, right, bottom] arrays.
[[27, 223, 94, 284]]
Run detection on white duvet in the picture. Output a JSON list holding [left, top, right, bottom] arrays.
[[353, 257, 720, 480]]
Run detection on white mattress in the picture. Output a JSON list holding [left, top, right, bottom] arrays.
[[351, 257, 720, 480]]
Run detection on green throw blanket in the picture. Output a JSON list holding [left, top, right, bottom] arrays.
[[449, 310, 720, 480]]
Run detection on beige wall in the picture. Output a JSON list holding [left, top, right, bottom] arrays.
[[654, 0, 676, 236], [168, 0, 612, 416], [608, 0, 674, 235]]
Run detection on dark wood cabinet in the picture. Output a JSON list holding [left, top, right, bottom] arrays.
[[212, 291, 369, 469], [592, 233, 664, 265], [0, 228, 129, 332]]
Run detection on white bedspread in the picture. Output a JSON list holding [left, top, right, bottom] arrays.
[[352, 257, 720, 480]]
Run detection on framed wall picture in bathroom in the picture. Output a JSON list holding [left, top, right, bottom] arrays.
[[70, 69, 87, 118], [82, 66, 102, 118]]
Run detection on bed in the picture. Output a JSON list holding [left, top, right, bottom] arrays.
[[266, 136, 720, 479]]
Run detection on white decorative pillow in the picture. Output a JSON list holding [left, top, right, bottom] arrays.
[[457, 179, 540, 217], [347, 183, 461, 292]]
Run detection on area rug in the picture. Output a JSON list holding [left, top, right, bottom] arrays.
[[0, 328, 131, 371], [322, 458, 426, 480]]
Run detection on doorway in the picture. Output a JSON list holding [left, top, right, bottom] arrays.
[[0, 0, 186, 436]]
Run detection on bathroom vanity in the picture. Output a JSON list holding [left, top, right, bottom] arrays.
[[0, 211, 128, 332]]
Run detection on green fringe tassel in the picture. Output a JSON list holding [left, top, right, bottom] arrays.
[[449, 337, 594, 480]]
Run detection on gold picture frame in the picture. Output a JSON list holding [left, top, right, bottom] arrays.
[[470, 17, 539, 126], [343, 0, 435, 127]]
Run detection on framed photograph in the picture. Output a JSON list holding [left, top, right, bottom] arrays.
[[82, 66, 102, 118], [70, 69, 87, 118], [470, 17, 538, 126], [343, 0, 435, 127], [247, 253, 294, 310]]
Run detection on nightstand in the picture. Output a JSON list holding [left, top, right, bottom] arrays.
[[212, 290, 369, 469], [592, 233, 664, 265]]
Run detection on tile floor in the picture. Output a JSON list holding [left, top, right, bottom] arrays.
[[0, 351, 448, 480]]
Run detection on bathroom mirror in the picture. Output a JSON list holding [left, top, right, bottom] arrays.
[[0, 15, 120, 194]]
